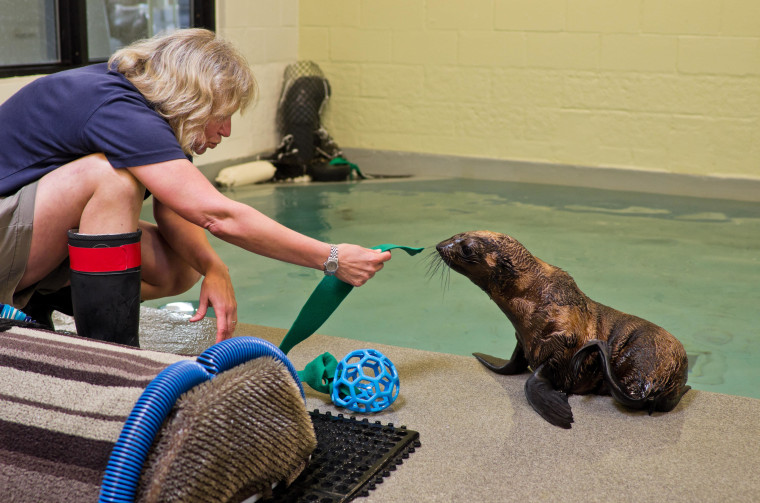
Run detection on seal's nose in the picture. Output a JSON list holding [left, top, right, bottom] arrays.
[[436, 240, 456, 253]]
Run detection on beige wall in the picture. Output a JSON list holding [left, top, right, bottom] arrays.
[[299, 0, 760, 179], [3, 1, 758, 180], [0, 75, 41, 104]]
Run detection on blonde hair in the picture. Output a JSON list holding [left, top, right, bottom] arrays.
[[109, 28, 257, 155]]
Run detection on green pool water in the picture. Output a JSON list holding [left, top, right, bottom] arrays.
[[143, 177, 760, 400]]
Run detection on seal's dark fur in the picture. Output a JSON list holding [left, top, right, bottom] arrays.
[[437, 231, 690, 428]]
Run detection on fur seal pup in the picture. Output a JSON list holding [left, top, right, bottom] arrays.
[[436, 231, 690, 429]]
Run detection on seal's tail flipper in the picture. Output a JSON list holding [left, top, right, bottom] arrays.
[[473, 344, 529, 375], [650, 384, 691, 413], [571, 339, 652, 411], [524, 363, 573, 429]]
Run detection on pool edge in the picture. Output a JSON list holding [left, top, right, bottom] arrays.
[[341, 148, 760, 203]]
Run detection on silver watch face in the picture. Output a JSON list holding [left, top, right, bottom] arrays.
[[325, 260, 338, 273]]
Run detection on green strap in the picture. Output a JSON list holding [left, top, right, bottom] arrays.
[[329, 156, 367, 180], [296, 352, 338, 394], [279, 244, 423, 355], [280, 244, 424, 394]]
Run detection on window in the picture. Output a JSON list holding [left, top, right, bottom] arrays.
[[0, 0, 214, 77]]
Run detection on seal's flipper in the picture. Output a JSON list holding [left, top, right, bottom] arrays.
[[571, 339, 651, 410], [473, 344, 529, 375], [651, 385, 691, 413], [524, 363, 573, 429], [570, 339, 603, 377]]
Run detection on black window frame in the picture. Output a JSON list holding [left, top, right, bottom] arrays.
[[0, 0, 215, 78]]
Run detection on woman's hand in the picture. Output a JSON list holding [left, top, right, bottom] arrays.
[[334, 244, 392, 287], [189, 262, 238, 342]]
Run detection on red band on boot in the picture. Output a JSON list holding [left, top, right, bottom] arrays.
[[68, 242, 141, 273]]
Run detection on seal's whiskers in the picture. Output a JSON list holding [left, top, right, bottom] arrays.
[[424, 250, 451, 292]]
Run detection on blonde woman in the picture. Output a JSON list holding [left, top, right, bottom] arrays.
[[0, 29, 391, 346]]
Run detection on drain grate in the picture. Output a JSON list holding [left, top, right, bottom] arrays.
[[270, 409, 420, 502]]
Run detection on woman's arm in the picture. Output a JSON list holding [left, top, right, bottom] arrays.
[[129, 159, 391, 286], [152, 198, 238, 341]]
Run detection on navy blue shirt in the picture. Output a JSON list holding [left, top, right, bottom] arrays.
[[0, 63, 188, 196]]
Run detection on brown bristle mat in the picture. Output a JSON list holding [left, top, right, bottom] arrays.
[[137, 356, 317, 503]]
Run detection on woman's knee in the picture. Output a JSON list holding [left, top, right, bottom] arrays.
[[85, 154, 144, 207], [75, 154, 145, 233]]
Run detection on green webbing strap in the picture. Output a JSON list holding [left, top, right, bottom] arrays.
[[297, 352, 338, 394], [279, 244, 424, 394], [329, 156, 367, 179]]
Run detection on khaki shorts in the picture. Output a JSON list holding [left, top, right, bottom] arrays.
[[0, 182, 69, 308]]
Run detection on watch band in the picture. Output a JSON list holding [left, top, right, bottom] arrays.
[[323, 245, 339, 275]]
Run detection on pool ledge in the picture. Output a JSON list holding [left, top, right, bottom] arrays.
[[244, 321, 760, 502], [51, 308, 760, 501], [342, 148, 760, 203]]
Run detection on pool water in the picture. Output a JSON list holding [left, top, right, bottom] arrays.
[[143, 177, 760, 400]]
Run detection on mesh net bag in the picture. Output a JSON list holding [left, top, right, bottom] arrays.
[[271, 61, 355, 181]]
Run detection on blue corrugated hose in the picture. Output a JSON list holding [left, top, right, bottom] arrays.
[[98, 336, 301, 503], [198, 336, 304, 399]]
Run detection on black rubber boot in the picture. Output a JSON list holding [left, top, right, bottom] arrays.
[[21, 286, 74, 330], [68, 229, 142, 347]]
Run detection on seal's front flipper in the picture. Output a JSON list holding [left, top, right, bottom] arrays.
[[473, 344, 529, 375], [525, 363, 573, 429]]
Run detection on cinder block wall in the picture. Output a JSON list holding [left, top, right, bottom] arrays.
[[299, 0, 760, 179]]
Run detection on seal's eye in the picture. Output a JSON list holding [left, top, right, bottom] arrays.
[[459, 243, 477, 262]]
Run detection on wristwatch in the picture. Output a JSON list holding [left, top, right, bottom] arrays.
[[323, 245, 339, 276]]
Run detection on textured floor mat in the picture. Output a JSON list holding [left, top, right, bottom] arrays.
[[270, 410, 420, 502]]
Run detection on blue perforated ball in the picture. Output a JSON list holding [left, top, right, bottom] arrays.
[[332, 349, 399, 413]]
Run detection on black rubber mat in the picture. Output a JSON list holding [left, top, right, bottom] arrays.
[[270, 409, 421, 502]]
